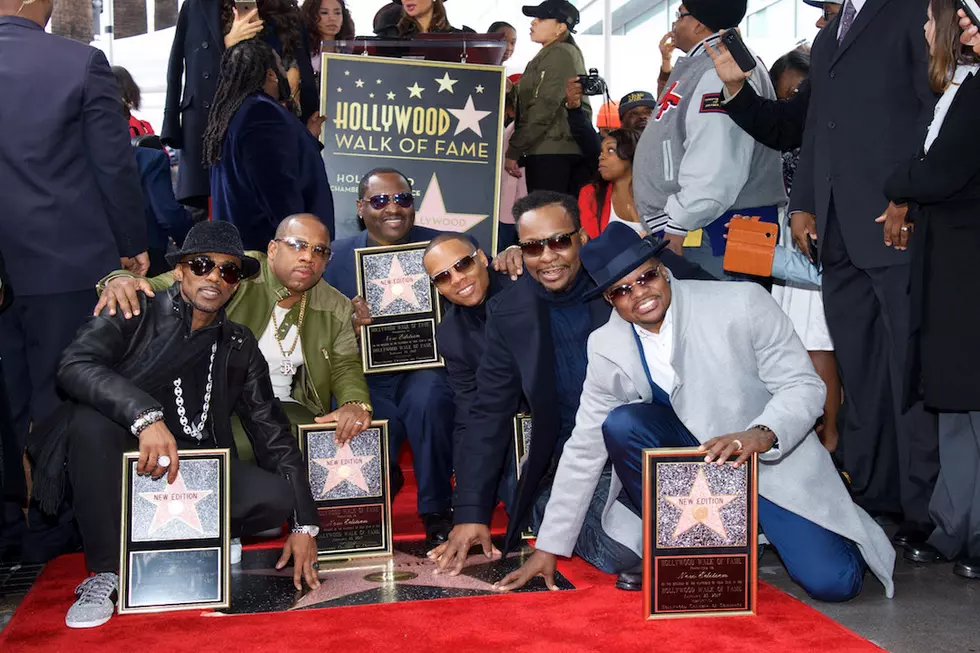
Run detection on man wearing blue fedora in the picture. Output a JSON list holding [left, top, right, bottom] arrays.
[[494, 222, 896, 602]]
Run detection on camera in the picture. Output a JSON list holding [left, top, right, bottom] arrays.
[[577, 68, 607, 96]]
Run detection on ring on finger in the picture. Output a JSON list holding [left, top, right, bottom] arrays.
[[900, 225, 910, 233], [731, 439, 743, 452], [158, 455, 171, 468]]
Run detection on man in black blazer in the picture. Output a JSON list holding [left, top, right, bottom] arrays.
[[0, 0, 147, 558], [788, 0, 939, 544]]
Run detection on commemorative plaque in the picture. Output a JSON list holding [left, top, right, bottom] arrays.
[[512, 413, 534, 540], [119, 449, 230, 614], [299, 420, 393, 561], [642, 448, 758, 619], [355, 242, 444, 375]]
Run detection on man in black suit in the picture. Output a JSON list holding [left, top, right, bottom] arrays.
[[0, 0, 147, 559], [787, 0, 939, 547]]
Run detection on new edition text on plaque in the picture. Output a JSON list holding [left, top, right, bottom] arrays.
[[119, 449, 231, 614], [299, 420, 393, 561], [642, 448, 758, 619], [355, 242, 443, 374]]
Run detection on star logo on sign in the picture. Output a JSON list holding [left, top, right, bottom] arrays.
[[337, 87, 343, 93], [435, 72, 459, 93], [139, 472, 213, 536], [312, 442, 376, 495], [448, 95, 491, 137], [369, 255, 427, 310], [407, 82, 425, 99], [369, 93, 375, 99], [387, 91, 397, 100], [344, 70, 350, 76], [415, 174, 488, 233], [475, 84, 485, 94], [377, 79, 383, 84], [664, 468, 739, 541], [355, 79, 365, 88]]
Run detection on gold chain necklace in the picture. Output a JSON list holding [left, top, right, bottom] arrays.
[[271, 293, 307, 375]]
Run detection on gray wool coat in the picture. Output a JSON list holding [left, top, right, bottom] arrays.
[[534, 274, 895, 597]]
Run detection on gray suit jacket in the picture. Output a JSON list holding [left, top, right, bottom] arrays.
[[0, 17, 145, 296], [534, 275, 895, 597]]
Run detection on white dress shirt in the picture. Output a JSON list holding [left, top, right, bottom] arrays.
[[632, 308, 675, 395]]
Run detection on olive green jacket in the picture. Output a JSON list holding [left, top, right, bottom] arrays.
[[98, 253, 370, 416], [508, 41, 591, 160]]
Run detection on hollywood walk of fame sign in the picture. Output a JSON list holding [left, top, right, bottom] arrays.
[[355, 242, 443, 375], [119, 450, 231, 614], [642, 448, 758, 620], [299, 421, 393, 562], [319, 53, 506, 253]]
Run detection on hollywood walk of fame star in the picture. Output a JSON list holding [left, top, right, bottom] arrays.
[[435, 72, 459, 93], [407, 82, 425, 99], [475, 84, 485, 94], [139, 473, 213, 536], [664, 468, 739, 541], [386, 91, 397, 101], [355, 79, 365, 88], [415, 174, 488, 232], [312, 442, 376, 495], [448, 95, 492, 137], [369, 256, 427, 311]]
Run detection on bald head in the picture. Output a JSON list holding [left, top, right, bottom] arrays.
[[0, 0, 53, 26], [275, 214, 330, 242]]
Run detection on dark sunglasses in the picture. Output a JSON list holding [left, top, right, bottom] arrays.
[[367, 193, 414, 211], [605, 267, 663, 302], [181, 255, 244, 285], [517, 231, 579, 258], [276, 237, 332, 260], [431, 252, 479, 286]]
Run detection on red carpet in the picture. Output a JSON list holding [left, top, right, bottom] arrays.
[[0, 466, 883, 653]]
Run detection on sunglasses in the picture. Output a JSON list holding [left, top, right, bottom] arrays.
[[181, 255, 244, 285], [367, 193, 414, 211], [517, 231, 579, 258], [431, 252, 479, 286], [276, 237, 332, 260], [675, 9, 692, 20], [605, 267, 663, 302]]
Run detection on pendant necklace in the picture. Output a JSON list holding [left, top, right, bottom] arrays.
[[272, 293, 308, 376]]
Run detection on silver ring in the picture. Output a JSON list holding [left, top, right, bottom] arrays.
[[158, 455, 171, 468], [731, 440, 743, 452], [354, 421, 364, 426], [900, 225, 910, 232]]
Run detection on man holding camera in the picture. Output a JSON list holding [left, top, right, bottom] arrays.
[[633, 0, 787, 279]]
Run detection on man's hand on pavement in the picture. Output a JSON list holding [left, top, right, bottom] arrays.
[[426, 523, 499, 576], [494, 549, 559, 592]]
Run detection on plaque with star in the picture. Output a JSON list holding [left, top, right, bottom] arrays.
[[119, 449, 231, 614], [355, 242, 444, 375], [299, 421, 393, 562], [641, 448, 758, 619]]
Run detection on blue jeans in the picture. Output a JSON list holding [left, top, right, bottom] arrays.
[[368, 369, 454, 515], [602, 402, 866, 602]]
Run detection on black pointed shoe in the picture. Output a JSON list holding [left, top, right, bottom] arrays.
[[953, 557, 980, 579], [903, 542, 944, 563], [422, 510, 453, 546]]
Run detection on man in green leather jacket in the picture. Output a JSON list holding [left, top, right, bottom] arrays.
[[94, 214, 372, 460]]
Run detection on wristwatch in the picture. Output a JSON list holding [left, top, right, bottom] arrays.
[[292, 525, 320, 538], [753, 425, 779, 451], [343, 400, 373, 415]]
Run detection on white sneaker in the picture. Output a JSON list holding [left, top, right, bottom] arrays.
[[65, 573, 118, 629], [231, 537, 242, 565]]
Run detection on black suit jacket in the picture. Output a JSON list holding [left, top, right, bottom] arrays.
[[0, 17, 146, 297], [0, 253, 12, 314], [723, 78, 810, 153], [791, 0, 936, 269]]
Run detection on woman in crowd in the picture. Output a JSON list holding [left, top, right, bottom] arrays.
[[488, 20, 517, 63], [883, 0, 980, 579], [497, 88, 527, 248], [396, 0, 467, 36], [302, 0, 354, 87], [577, 128, 643, 238], [507, 1, 590, 195], [112, 66, 154, 138]]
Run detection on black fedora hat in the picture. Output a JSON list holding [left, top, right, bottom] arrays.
[[581, 222, 668, 301], [165, 221, 261, 279]]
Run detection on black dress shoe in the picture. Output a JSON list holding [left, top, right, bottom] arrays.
[[615, 570, 642, 591], [904, 542, 944, 563], [953, 557, 980, 579], [422, 510, 453, 546], [893, 522, 933, 547]]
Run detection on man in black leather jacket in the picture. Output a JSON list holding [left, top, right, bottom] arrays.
[[28, 222, 322, 629]]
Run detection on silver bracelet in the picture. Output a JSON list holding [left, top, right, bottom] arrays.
[[131, 410, 164, 437]]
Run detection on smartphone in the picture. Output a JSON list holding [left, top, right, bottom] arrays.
[[960, 0, 980, 28], [235, 0, 257, 16], [721, 29, 758, 74]]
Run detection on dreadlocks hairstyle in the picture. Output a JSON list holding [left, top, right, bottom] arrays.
[[398, 0, 451, 35], [202, 39, 279, 166], [220, 0, 304, 60], [302, 0, 355, 56]]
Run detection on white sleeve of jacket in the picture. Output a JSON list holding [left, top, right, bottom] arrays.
[[663, 69, 757, 235]]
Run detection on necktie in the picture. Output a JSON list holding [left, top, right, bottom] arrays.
[[838, 0, 857, 43]]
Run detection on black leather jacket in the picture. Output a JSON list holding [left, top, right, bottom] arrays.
[[57, 285, 318, 526]]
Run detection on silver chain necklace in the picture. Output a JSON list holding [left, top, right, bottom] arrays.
[[173, 342, 217, 441]]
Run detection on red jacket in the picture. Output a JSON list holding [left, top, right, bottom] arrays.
[[128, 115, 154, 138], [578, 183, 609, 239]]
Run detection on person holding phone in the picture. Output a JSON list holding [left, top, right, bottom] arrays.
[[881, 0, 980, 579], [960, 6, 980, 53]]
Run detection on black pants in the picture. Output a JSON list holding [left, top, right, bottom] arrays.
[[524, 154, 590, 195], [821, 203, 939, 526], [0, 289, 94, 558], [67, 406, 295, 573]]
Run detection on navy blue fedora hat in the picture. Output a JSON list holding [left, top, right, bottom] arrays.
[[581, 222, 668, 301]]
